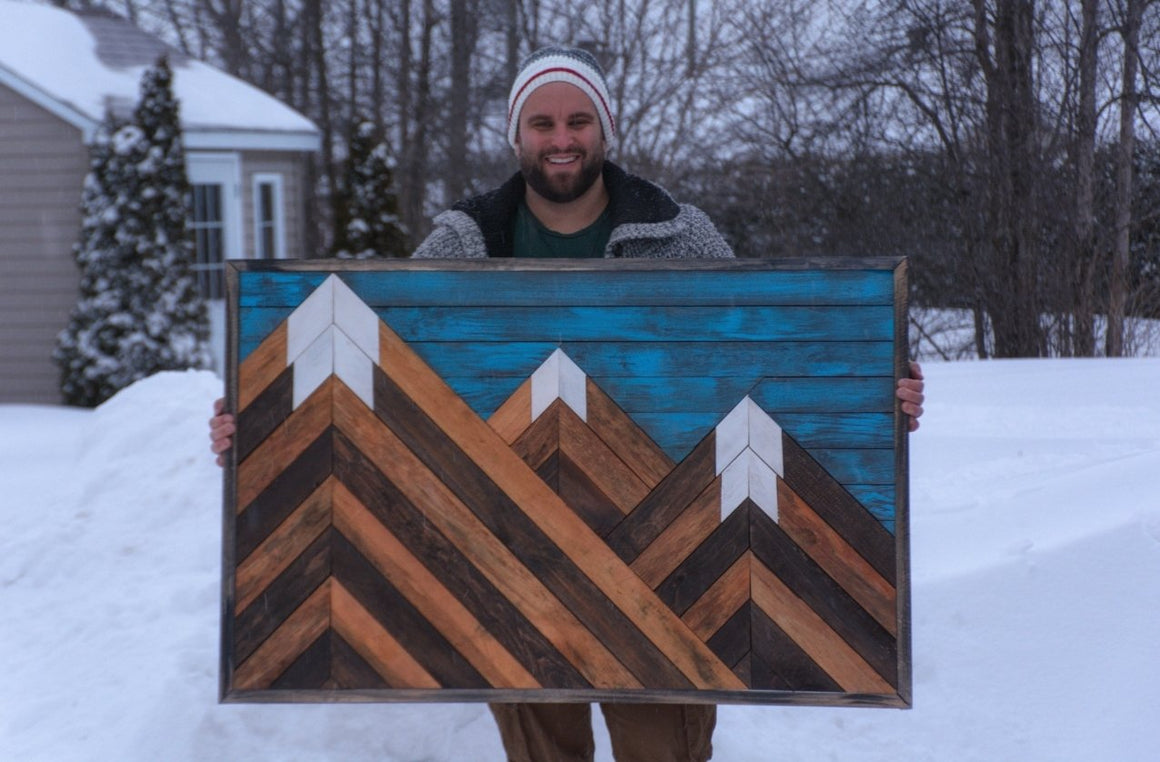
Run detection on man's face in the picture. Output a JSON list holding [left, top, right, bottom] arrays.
[[515, 81, 606, 204]]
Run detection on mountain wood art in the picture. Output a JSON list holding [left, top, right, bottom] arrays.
[[220, 258, 912, 707]]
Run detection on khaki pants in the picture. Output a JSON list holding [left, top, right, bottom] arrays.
[[489, 702, 715, 762]]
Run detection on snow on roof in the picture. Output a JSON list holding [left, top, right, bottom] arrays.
[[0, 0, 319, 151]]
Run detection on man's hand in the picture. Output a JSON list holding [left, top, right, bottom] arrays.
[[896, 361, 925, 432], [209, 397, 236, 467]]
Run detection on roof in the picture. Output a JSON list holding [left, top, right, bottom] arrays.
[[0, 0, 320, 152]]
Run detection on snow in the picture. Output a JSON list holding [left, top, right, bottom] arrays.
[[0, 0, 317, 136], [2, 358, 1159, 761]]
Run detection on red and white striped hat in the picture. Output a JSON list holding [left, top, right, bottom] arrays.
[[507, 46, 616, 149]]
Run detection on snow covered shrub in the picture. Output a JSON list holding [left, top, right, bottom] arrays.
[[55, 57, 209, 407]]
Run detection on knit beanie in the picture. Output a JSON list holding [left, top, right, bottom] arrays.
[[506, 46, 616, 150]]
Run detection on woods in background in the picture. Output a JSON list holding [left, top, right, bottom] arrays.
[[49, 0, 1160, 357]]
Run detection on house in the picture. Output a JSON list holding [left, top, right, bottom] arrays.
[[0, 0, 320, 403]]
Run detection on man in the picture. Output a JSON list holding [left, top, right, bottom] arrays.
[[210, 45, 925, 762]]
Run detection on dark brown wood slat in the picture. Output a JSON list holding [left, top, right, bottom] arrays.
[[732, 652, 752, 686], [706, 601, 753, 674], [272, 630, 332, 690], [509, 401, 561, 471], [777, 478, 896, 635], [655, 504, 750, 616], [235, 477, 333, 613], [330, 631, 391, 690], [372, 365, 695, 690], [331, 528, 491, 689], [584, 377, 674, 487], [557, 452, 625, 537], [750, 509, 897, 686], [236, 366, 293, 462], [234, 528, 332, 664], [782, 436, 895, 585], [236, 428, 334, 561], [232, 579, 332, 691], [557, 404, 650, 512], [605, 434, 717, 564], [751, 605, 841, 692], [629, 478, 721, 589], [331, 429, 591, 690]]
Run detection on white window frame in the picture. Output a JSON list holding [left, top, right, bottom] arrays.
[[251, 172, 287, 259]]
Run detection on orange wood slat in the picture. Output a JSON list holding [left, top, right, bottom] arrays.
[[682, 552, 752, 642], [630, 478, 722, 589], [238, 321, 288, 411], [330, 579, 440, 690]]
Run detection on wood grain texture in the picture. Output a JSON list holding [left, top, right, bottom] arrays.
[[222, 260, 910, 707]]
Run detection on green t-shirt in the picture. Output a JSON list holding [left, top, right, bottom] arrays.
[[513, 201, 612, 258]]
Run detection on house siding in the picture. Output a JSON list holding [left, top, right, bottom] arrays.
[[0, 82, 87, 403], [242, 152, 313, 259]]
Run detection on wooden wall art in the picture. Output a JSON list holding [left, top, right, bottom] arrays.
[[220, 258, 912, 708]]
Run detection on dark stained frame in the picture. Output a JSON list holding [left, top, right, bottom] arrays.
[[220, 257, 912, 708]]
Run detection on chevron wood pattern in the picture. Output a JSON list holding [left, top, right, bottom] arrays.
[[221, 260, 911, 707]]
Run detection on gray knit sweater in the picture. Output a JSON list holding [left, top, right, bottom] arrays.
[[411, 161, 734, 260]]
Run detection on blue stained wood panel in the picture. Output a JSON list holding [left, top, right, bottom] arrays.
[[411, 341, 893, 379], [372, 305, 893, 343], [232, 262, 904, 530], [239, 269, 895, 308]]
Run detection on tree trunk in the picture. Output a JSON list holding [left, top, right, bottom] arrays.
[[1109, 0, 1144, 357], [1072, 0, 1099, 356]]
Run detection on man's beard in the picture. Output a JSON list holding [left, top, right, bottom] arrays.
[[520, 144, 605, 203]]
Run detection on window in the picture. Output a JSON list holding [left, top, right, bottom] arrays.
[[190, 183, 225, 299], [252, 173, 286, 259]]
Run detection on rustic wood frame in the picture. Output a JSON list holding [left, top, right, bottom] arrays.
[[220, 257, 912, 708]]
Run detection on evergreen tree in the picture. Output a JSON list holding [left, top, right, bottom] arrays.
[[55, 57, 209, 407], [332, 120, 408, 258]]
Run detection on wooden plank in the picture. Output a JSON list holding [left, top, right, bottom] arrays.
[[235, 366, 294, 464], [630, 478, 721, 589], [234, 529, 332, 664], [233, 579, 331, 691], [331, 529, 491, 689], [654, 503, 751, 616], [558, 403, 650, 512], [235, 477, 333, 613], [750, 605, 841, 692], [330, 431, 590, 690], [781, 436, 896, 584], [374, 305, 894, 343], [706, 600, 753, 672], [777, 479, 896, 635], [236, 377, 334, 512], [372, 366, 695, 690], [605, 435, 717, 564], [329, 631, 392, 690], [557, 452, 627, 537], [487, 376, 532, 444], [329, 381, 637, 689], [331, 579, 439, 689], [271, 630, 331, 690], [584, 377, 674, 487], [750, 510, 896, 686], [238, 321, 288, 409], [508, 400, 561, 471], [235, 429, 333, 562], [681, 552, 751, 641], [331, 474, 540, 690], [377, 320, 746, 691], [750, 562, 891, 695]]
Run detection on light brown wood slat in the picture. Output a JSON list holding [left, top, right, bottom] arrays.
[[238, 321, 288, 411], [557, 404, 650, 514], [331, 381, 641, 690], [585, 377, 673, 487], [236, 377, 334, 512], [487, 377, 531, 444], [378, 322, 746, 692], [233, 579, 332, 691], [330, 472, 540, 690], [682, 552, 751, 642], [777, 479, 897, 636], [331, 579, 440, 689], [630, 477, 722, 589], [750, 562, 892, 695], [235, 477, 334, 613]]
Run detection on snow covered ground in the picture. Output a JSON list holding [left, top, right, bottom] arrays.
[[2, 358, 1158, 761]]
